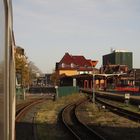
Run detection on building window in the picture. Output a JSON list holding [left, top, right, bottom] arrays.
[[71, 63, 75, 68], [62, 63, 65, 68]]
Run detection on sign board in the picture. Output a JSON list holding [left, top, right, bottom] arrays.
[[73, 78, 76, 87], [125, 93, 130, 99]]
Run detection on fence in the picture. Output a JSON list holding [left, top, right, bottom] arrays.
[[57, 86, 79, 97]]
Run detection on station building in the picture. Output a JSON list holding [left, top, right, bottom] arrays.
[[55, 52, 100, 89], [56, 52, 98, 76], [101, 50, 140, 91], [56, 51, 140, 92]]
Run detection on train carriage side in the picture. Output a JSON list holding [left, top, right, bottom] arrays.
[[0, 0, 15, 140]]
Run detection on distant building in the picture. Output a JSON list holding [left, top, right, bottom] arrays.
[[56, 52, 98, 76], [45, 73, 53, 86], [101, 64, 128, 74], [103, 49, 133, 69], [127, 68, 140, 86]]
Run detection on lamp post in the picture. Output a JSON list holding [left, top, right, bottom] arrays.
[[55, 85, 58, 100], [134, 69, 136, 87], [16, 69, 22, 99], [92, 66, 96, 103], [92, 74, 95, 103]]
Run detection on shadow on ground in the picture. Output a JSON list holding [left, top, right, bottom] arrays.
[[16, 119, 140, 140]]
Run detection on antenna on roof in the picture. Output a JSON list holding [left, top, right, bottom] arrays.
[[110, 47, 114, 53]]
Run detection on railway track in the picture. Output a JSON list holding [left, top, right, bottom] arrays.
[[61, 98, 106, 140], [16, 98, 46, 140], [16, 98, 45, 121], [80, 88, 140, 106], [81, 89, 140, 122], [96, 97, 140, 122]]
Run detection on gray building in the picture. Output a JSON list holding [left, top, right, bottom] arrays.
[[103, 50, 133, 69]]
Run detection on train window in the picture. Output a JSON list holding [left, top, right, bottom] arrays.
[[0, 0, 5, 139]]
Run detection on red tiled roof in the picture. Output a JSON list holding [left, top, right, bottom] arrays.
[[59, 53, 96, 67], [60, 53, 73, 64], [58, 67, 93, 71], [72, 56, 91, 66], [91, 60, 98, 67]]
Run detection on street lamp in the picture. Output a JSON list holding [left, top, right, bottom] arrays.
[[92, 66, 96, 103], [134, 69, 136, 87], [92, 74, 95, 103], [55, 85, 58, 99]]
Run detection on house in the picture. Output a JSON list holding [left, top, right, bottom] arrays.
[[56, 52, 98, 76]]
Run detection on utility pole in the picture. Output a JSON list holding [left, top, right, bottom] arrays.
[[92, 67, 95, 103], [134, 69, 136, 87], [92, 74, 95, 103]]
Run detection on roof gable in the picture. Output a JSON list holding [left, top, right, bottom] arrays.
[[59, 52, 98, 67], [60, 53, 73, 64]]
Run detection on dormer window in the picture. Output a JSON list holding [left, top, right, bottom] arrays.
[[62, 63, 65, 68], [71, 63, 75, 68]]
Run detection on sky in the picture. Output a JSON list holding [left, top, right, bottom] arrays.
[[12, 0, 140, 73]]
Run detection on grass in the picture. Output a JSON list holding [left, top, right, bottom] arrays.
[[36, 93, 85, 140], [34, 93, 140, 140], [76, 102, 140, 140]]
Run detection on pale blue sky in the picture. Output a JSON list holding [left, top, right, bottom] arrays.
[[13, 0, 140, 73]]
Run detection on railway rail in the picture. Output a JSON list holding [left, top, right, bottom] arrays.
[[16, 97, 46, 140], [61, 98, 106, 140], [96, 97, 140, 122], [81, 89, 140, 122], [16, 98, 45, 121], [81, 88, 140, 106]]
